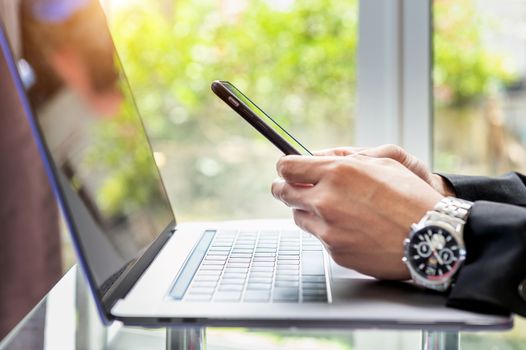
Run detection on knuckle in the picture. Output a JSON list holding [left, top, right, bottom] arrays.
[[386, 144, 407, 163], [326, 161, 352, 183], [279, 184, 292, 203], [270, 179, 283, 199], [277, 158, 293, 178], [313, 195, 333, 219]]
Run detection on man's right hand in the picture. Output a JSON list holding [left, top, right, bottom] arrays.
[[314, 144, 455, 197]]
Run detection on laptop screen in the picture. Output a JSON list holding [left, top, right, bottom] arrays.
[[1, 0, 175, 297]]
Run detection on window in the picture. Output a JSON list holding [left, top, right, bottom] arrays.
[[434, 0, 526, 176]]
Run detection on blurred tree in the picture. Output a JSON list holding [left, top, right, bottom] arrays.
[[434, 0, 515, 107], [109, 0, 358, 141]]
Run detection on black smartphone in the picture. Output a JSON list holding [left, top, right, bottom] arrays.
[[211, 80, 312, 156]]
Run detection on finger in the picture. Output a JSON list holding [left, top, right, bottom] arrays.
[[292, 209, 325, 237], [357, 144, 432, 183], [313, 147, 364, 157], [356, 144, 415, 168], [276, 155, 338, 184], [271, 179, 314, 211]]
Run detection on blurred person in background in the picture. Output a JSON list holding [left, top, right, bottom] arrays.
[[0, 0, 120, 339], [0, 0, 61, 339]]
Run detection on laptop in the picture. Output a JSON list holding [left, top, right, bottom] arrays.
[[0, 1, 511, 329]]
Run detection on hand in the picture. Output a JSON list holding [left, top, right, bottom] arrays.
[[315, 144, 455, 197], [271, 154, 444, 280]]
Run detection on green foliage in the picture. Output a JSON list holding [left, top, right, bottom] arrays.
[[434, 0, 516, 107], [110, 0, 358, 141]]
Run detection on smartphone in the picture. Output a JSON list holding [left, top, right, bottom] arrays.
[[211, 80, 312, 156]]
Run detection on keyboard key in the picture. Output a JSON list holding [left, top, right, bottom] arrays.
[[255, 249, 277, 253], [222, 273, 246, 279], [220, 278, 246, 285], [230, 253, 252, 258], [278, 251, 300, 256], [228, 257, 251, 263], [275, 281, 299, 288], [277, 260, 299, 265], [273, 287, 299, 302], [200, 265, 223, 271], [244, 291, 271, 302], [302, 289, 327, 296], [191, 281, 217, 288], [226, 263, 250, 269], [253, 257, 275, 262], [209, 247, 230, 251], [202, 260, 225, 265], [301, 253, 325, 275], [275, 275, 299, 281], [277, 255, 299, 260], [205, 256, 228, 261], [276, 265, 300, 275], [232, 249, 253, 254], [196, 270, 221, 276], [275, 269, 298, 275], [217, 284, 244, 291], [247, 277, 273, 284], [188, 287, 215, 295], [302, 275, 326, 283], [254, 253, 276, 258], [302, 295, 327, 302], [249, 272, 274, 279], [247, 283, 272, 290], [212, 243, 233, 247], [302, 282, 326, 290], [224, 267, 248, 273], [252, 261, 274, 267], [194, 275, 220, 282]]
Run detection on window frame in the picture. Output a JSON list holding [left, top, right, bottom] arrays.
[[357, 0, 432, 167]]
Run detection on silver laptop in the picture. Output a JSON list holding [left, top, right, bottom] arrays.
[[0, 1, 511, 329]]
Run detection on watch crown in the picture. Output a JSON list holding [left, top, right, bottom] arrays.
[[411, 224, 418, 231], [402, 256, 407, 263], [403, 238, 410, 245]]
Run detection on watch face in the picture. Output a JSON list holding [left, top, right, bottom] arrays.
[[407, 225, 465, 281]]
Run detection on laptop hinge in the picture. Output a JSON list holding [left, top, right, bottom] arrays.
[[101, 220, 177, 313]]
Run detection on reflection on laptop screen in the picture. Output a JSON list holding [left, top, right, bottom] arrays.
[[6, 0, 174, 295]]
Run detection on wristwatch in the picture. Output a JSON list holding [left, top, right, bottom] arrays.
[[403, 197, 473, 292]]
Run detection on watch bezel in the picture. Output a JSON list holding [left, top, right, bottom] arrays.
[[403, 220, 466, 290]]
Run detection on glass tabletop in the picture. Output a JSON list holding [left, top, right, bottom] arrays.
[[1, 267, 525, 350]]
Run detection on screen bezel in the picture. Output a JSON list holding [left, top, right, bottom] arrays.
[[211, 80, 312, 156], [0, 23, 176, 324]]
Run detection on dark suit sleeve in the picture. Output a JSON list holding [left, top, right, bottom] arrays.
[[439, 173, 526, 316], [441, 172, 526, 206]]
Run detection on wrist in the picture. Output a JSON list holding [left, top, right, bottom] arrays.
[[432, 174, 456, 197]]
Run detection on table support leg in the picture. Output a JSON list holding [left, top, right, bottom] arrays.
[[421, 331, 459, 350], [166, 328, 206, 350]]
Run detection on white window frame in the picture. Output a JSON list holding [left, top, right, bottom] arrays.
[[357, 0, 432, 167]]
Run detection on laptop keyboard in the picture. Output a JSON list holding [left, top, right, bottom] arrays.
[[170, 228, 329, 303]]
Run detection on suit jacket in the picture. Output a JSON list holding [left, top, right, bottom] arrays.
[[441, 173, 526, 317]]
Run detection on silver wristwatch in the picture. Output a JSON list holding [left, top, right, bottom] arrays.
[[403, 197, 473, 292]]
